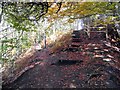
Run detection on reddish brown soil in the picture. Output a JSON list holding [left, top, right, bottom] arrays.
[[2, 30, 120, 89]]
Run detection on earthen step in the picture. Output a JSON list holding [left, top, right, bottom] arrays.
[[63, 47, 81, 52], [71, 44, 80, 47], [94, 51, 104, 55], [71, 34, 80, 38], [85, 47, 103, 52], [72, 30, 80, 33], [72, 38, 82, 42], [51, 59, 83, 65], [70, 43, 81, 47]]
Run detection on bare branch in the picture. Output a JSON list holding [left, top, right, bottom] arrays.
[[56, 2, 62, 14]]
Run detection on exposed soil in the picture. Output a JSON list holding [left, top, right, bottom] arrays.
[[2, 30, 120, 89]]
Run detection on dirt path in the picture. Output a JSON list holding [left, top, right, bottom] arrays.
[[3, 30, 120, 89]]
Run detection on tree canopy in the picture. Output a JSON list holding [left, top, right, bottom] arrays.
[[0, 2, 119, 31]]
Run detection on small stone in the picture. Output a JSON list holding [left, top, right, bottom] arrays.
[[103, 58, 111, 62], [35, 44, 42, 50], [45, 84, 49, 87], [95, 83, 98, 86], [85, 48, 89, 50], [103, 49, 109, 52], [94, 47, 99, 49], [94, 55, 104, 58], [107, 55, 114, 58], [69, 83, 76, 88], [106, 82, 110, 85], [72, 80, 75, 82], [94, 50, 104, 53]]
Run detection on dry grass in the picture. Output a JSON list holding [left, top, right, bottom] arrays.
[[14, 46, 36, 73], [2, 46, 37, 84], [50, 31, 72, 54]]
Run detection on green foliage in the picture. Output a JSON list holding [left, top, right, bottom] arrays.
[[2, 2, 47, 32], [1, 38, 16, 43], [46, 2, 117, 21], [6, 14, 36, 32]]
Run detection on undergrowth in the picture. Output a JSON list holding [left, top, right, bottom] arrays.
[[49, 31, 72, 54]]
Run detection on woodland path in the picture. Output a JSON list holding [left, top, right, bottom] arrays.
[[3, 30, 120, 89]]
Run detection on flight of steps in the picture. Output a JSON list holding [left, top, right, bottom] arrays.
[[58, 30, 87, 62], [58, 30, 114, 63], [85, 43, 114, 62], [64, 30, 88, 52]]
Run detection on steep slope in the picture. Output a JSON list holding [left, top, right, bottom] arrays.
[[3, 30, 120, 89]]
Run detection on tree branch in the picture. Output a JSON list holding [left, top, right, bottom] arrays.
[[56, 2, 62, 14]]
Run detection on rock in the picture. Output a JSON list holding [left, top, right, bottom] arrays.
[[103, 58, 111, 62], [103, 49, 109, 52], [94, 47, 99, 50], [93, 55, 104, 58], [69, 83, 76, 88], [107, 55, 114, 58]]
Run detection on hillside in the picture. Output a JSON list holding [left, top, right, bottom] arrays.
[[3, 29, 120, 89]]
